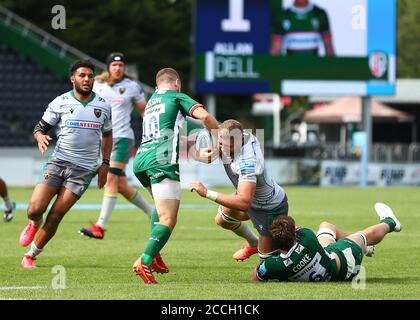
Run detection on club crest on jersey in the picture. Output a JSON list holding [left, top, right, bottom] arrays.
[[119, 87, 126, 95], [94, 108, 102, 118], [369, 51, 388, 78], [43, 172, 51, 181]]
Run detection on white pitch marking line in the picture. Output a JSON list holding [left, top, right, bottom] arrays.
[[0, 286, 48, 291]]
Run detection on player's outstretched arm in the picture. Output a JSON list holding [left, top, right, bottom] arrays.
[[189, 180, 255, 212], [191, 107, 219, 132], [97, 130, 112, 188]]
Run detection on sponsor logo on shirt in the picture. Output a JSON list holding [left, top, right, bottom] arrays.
[[258, 262, 267, 276], [239, 160, 255, 176], [65, 120, 101, 130], [151, 172, 164, 180]]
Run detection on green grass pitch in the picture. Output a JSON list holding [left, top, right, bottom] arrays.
[[0, 186, 419, 300]]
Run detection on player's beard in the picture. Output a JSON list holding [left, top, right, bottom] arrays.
[[75, 82, 93, 96]]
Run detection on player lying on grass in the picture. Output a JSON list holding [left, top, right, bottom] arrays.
[[189, 119, 289, 262], [252, 203, 402, 282]]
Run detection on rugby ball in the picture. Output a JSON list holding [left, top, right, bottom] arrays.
[[195, 128, 212, 151]]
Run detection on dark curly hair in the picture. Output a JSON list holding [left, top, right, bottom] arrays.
[[69, 59, 95, 76], [269, 216, 296, 251]]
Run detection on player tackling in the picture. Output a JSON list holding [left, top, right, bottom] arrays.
[[132, 68, 219, 284], [252, 203, 402, 282]]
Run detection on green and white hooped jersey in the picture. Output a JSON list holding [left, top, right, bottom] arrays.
[[272, 3, 331, 55], [136, 89, 203, 169], [42, 91, 112, 171], [256, 228, 338, 282], [93, 78, 145, 140]]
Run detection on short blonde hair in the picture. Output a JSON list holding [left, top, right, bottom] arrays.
[[156, 68, 180, 86], [219, 119, 243, 139]]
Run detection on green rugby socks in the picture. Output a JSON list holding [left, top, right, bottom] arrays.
[[381, 217, 396, 233], [141, 223, 171, 266]]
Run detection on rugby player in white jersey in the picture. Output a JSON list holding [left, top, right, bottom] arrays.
[[79, 52, 153, 240], [189, 120, 289, 261], [19, 59, 112, 268]]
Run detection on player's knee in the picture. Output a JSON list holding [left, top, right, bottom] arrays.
[[108, 167, 124, 177], [319, 221, 333, 229], [27, 201, 47, 218], [216, 206, 240, 229], [215, 213, 223, 226], [159, 214, 177, 230], [117, 177, 129, 192]]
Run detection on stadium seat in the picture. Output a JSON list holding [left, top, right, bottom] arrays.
[[0, 46, 69, 146]]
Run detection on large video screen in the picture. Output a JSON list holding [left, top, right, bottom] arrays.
[[194, 0, 396, 96]]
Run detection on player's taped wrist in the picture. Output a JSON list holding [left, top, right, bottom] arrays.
[[206, 189, 218, 201], [102, 159, 110, 166]]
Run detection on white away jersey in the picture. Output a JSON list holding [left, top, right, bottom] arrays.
[[93, 78, 145, 140], [42, 91, 112, 171], [223, 133, 286, 210]]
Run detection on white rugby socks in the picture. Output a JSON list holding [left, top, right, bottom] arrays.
[[3, 196, 13, 210], [232, 222, 259, 247], [129, 191, 153, 216], [26, 241, 43, 258], [97, 193, 117, 229]]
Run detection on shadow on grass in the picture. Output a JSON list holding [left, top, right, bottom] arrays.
[[366, 277, 420, 284]]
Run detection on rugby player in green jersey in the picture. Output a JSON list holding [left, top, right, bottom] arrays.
[[132, 68, 219, 284], [252, 203, 402, 282], [270, 0, 335, 56]]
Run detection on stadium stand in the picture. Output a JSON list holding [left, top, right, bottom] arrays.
[[0, 4, 152, 147], [0, 45, 70, 146]]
